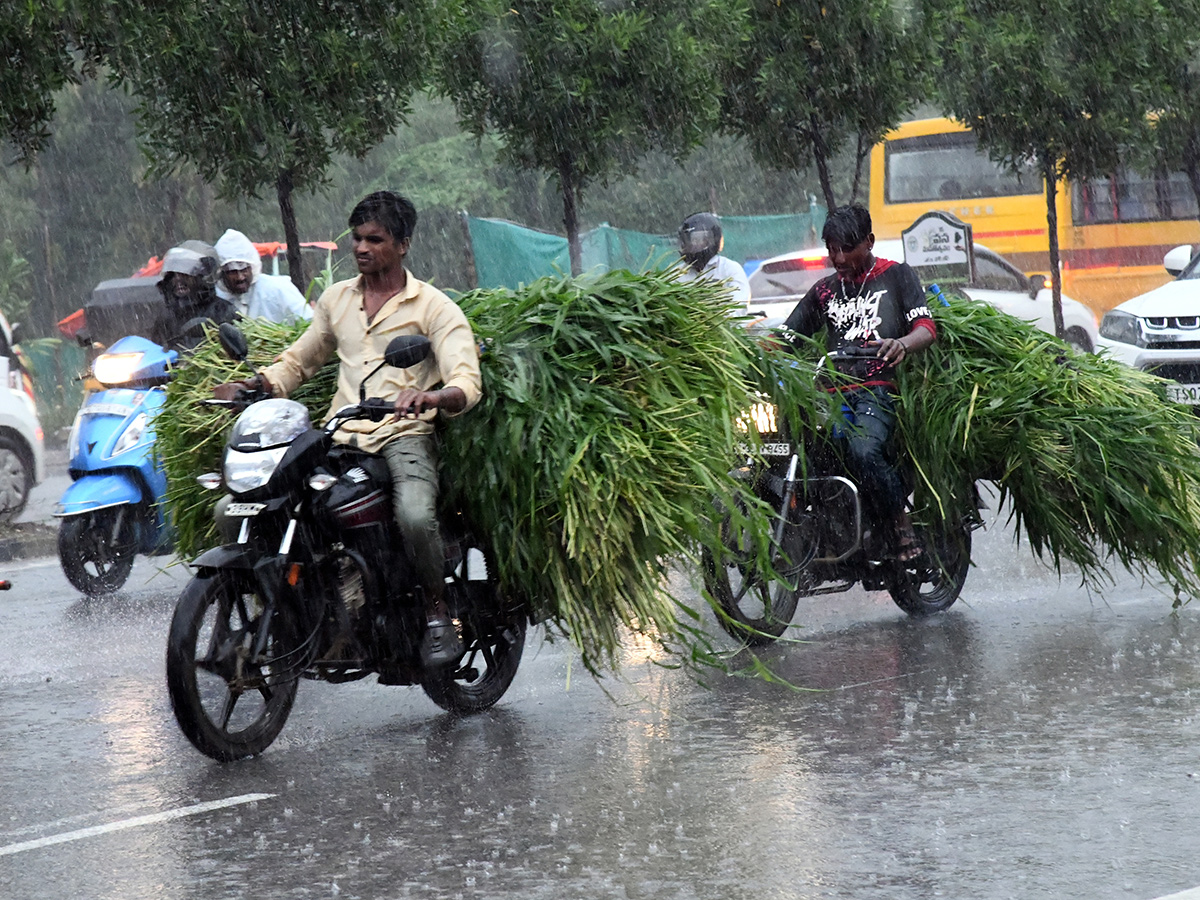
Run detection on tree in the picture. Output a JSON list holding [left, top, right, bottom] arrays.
[[1142, 49, 1200, 231], [922, 0, 1192, 337], [437, 0, 747, 274], [84, 0, 440, 290], [0, 1, 82, 162], [724, 0, 929, 211]]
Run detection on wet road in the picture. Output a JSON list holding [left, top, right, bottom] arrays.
[[3, 506, 1200, 900]]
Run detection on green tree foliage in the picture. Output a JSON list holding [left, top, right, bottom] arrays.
[[921, 0, 1193, 336], [724, 0, 929, 210], [83, 0, 440, 289], [437, 0, 747, 274], [0, 240, 33, 326], [1143, 51, 1200, 229], [0, 0, 82, 162]]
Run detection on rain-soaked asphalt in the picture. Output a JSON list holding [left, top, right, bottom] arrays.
[[3, 496, 1200, 900]]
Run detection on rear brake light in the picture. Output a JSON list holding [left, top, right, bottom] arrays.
[[762, 254, 830, 274]]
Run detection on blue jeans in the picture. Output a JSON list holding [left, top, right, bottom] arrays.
[[837, 387, 905, 525]]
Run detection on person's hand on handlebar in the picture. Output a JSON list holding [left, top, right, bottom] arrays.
[[867, 337, 910, 365], [213, 372, 273, 402], [392, 386, 468, 420]]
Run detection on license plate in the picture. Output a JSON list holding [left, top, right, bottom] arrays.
[[762, 442, 792, 456], [225, 502, 267, 517], [1165, 383, 1200, 405], [81, 403, 135, 417]]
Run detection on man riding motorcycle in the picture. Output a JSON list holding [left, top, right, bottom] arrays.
[[779, 204, 936, 562], [151, 241, 238, 353], [213, 191, 482, 669]]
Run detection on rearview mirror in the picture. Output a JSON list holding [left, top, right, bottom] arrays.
[[218, 322, 248, 362], [384, 335, 431, 370], [1027, 274, 1047, 299], [1164, 244, 1194, 277]]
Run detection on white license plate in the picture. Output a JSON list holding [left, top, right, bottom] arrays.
[[762, 442, 792, 456], [226, 502, 267, 517], [81, 403, 135, 417], [1165, 383, 1200, 405]]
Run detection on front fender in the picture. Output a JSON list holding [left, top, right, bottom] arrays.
[[190, 544, 260, 572], [54, 474, 144, 517]]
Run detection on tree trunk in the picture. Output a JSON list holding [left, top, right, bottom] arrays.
[[559, 155, 582, 276], [276, 169, 305, 292], [850, 131, 869, 204], [1043, 156, 1065, 339], [809, 114, 837, 212], [1183, 133, 1200, 234]]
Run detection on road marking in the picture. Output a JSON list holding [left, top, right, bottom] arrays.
[[1153, 889, 1200, 900], [0, 793, 275, 857]]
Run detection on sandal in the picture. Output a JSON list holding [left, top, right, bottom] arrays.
[[895, 529, 924, 563]]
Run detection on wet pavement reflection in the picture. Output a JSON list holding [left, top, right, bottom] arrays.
[[2, 510, 1200, 900]]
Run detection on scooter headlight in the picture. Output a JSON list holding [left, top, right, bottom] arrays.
[[109, 412, 149, 458], [92, 351, 146, 387], [224, 446, 290, 494]]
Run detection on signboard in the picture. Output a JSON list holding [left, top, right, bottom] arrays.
[[901, 211, 974, 284]]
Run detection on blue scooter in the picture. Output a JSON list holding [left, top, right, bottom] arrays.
[[55, 335, 176, 595]]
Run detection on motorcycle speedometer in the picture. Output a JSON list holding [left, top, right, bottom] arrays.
[[229, 398, 311, 450]]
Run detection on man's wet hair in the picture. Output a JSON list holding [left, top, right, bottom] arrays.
[[821, 205, 872, 249], [349, 191, 417, 242]]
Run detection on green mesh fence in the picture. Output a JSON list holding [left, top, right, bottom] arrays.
[[465, 209, 826, 289]]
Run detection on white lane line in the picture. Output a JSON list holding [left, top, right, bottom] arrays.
[[0, 793, 276, 857]]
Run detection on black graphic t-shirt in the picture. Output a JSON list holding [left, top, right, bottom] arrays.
[[781, 258, 936, 387]]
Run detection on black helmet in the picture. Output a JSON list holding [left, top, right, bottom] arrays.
[[679, 212, 723, 267]]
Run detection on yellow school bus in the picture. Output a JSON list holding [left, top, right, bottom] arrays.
[[868, 117, 1200, 315]]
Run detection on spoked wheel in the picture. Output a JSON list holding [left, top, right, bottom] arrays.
[[886, 518, 973, 617], [58, 508, 139, 595], [166, 571, 300, 761], [422, 598, 527, 714], [702, 506, 812, 646]]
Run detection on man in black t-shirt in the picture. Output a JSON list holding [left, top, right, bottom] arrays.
[[781, 205, 936, 562]]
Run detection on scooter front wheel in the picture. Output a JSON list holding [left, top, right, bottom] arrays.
[[166, 570, 300, 761], [58, 509, 138, 595]]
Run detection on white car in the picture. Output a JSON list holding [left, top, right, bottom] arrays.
[[1097, 244, 1200, 406], [0, 310, 44, 522], [747, 239, 1100, 354]]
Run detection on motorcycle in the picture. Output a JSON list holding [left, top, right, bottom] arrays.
[[55, 334, 176, 595], [703, 346, 978, 645], [165, 331, 528, 761]]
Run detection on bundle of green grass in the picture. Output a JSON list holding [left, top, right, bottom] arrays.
[[157, 271, 1200, 676], [897, 290, 1200, 600]]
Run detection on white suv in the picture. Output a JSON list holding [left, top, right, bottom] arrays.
[[1097, 245, 1200, 405], [748, 240, 1099, 354], [0, 310, 45, 523]]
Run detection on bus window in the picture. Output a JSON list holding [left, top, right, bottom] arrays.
[[1072, 170, 1199, 225], [884, 132, 1038, 204]]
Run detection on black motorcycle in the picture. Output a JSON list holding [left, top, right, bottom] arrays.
[[703, 346, 977, 645], [165, 333, 527, 761]]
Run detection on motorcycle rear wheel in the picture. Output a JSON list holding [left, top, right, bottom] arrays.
[[58, 508, 138, 596], [166, 571, 300, 761], [421, 602, 526, 714], [886, 519, 972, 617]]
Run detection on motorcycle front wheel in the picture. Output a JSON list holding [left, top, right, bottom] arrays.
[[166, 571, 300, 761], [58, 508, 138, 595], [886, 518, 972, 617], [702, 505, 810, 646], [421, 597, 527, 714]]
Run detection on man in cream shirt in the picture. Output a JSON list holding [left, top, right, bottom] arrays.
[[215, 191, 481, 667]]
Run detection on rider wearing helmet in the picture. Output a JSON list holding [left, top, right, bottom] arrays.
[[675, 212, 751, 308], [151, 240, 238, 352]]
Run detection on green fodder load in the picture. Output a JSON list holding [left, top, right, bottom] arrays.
[[898, 291, 1200, 600], [158, 272, 779, 674], [157, 319, 337, 556]]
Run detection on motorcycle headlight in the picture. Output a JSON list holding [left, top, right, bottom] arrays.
[[109, 412, 148, 458], [92, 351, 146, 387], [224, 446, 290, 494]]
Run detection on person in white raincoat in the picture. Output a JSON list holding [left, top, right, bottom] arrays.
[[214, 228, 312, 324]]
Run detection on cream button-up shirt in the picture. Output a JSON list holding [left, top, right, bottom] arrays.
[[261, 271, 482, 453]]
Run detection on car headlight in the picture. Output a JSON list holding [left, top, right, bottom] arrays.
[[109, 412, 148, 457], [224, 446, 289, 493], [1099, 310, 1146, 347]]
